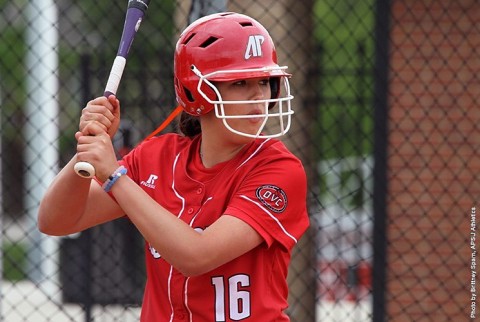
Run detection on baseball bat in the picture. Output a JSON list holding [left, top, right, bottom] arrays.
[[74, 0, 150, 178]]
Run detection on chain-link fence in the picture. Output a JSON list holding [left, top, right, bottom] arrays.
[[1, 0, 479, 321]]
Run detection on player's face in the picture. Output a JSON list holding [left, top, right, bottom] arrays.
[[214, 77, 271, 137]]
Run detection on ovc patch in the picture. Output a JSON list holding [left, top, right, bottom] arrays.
[[255, 184, 287, 213]]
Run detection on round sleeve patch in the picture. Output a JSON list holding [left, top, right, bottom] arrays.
[[255, 184, 288, 213]]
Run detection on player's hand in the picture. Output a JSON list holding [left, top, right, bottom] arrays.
[[75, 122, 119, 182], [79, 95, 121, 139]]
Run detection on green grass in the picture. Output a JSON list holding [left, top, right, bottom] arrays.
[[2, 242, 27, 281], [313, 0, 376, 160]]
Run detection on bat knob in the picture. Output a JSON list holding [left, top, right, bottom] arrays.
[[74, 161, 96, 178]]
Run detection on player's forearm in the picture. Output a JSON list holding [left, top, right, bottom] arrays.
[[110, 174, 216, 276], [37, 156, 92, 235]]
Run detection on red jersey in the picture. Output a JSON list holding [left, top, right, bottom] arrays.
[[120, 133, 309, 322]]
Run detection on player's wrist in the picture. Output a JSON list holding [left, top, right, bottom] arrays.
[[102, 165, 128, 192]]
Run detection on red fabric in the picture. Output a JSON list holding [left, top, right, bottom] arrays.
[[120, 134, 309, 321]]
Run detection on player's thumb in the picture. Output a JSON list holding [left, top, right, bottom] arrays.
[[107, 95, 121, 138], [108, 95, 121, 117]]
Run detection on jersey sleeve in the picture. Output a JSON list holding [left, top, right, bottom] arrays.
[[118, 144, 140, 183], [95, 137, 153, 195], [225, 153, 309, 251], [118, 135, 165, 184]]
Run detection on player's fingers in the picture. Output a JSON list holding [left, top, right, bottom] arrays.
[[74, 131, 83, 141], [75, 130, 118, 182], [81, 112, 111, 126], [84, 97, 117, 121], [80, 105, 115, 134], [81, 121, 109, 137], [76, 127, 112, 159], [79, 96, 121, 139], [96, 96, 118, 117], [82, 104, 115, 122], [79, 120, 108, 135], [76, 131, 110, 150]]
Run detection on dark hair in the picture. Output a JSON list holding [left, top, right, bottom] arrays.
[[178, 111, 202, 138]]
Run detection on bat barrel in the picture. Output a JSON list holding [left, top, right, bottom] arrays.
[[117, 8, 145, 57]]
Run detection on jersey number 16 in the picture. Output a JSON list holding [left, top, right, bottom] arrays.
[[211, 274, 251, 321]]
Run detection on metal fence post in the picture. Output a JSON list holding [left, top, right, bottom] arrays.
[[372, 0, 392, 321], [24, 0, 60, 299]]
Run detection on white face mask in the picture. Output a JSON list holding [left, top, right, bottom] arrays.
[[191, 65, 294, 139]]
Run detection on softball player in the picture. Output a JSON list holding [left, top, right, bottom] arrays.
[[39, 12, 309, 321]]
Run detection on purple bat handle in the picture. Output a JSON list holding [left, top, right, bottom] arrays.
[[103, 8, 144, 98], [117, 7, 145, 58]]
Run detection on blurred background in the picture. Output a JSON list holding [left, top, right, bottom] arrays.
[[0, 0, 479, 321]]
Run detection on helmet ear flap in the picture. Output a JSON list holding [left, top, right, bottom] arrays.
[[175, 73, 216, 115], [174, 77, 198, 113]]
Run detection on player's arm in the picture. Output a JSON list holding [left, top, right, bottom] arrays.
[[109, 151, 306, 277], [37, 156, 125, 236], [109, 175, 263, 277], [38, 96, 124, 236]]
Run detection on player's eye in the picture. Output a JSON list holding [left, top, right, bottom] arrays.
[[232, 80, 247, 86], [259, 78, 270, 86]]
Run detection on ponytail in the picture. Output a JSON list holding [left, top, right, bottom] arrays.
[[178, 111, 201, 138]]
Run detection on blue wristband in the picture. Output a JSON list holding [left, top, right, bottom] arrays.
[[102, 166, 127, 192]]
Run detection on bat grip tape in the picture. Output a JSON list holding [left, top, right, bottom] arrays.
[[104, 56, 127, 97]]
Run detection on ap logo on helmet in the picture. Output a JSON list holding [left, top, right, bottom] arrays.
[[245, 35, 265, 59]]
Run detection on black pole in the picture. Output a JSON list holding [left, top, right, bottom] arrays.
[[372, 0, 392, 321]]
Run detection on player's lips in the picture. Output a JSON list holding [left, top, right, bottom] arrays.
[[247, 110, 265, 123]]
